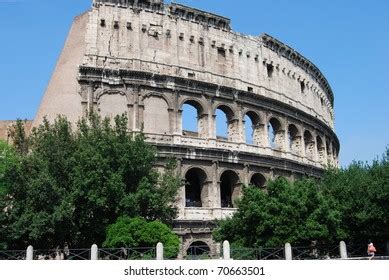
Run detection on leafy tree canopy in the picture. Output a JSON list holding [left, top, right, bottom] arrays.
[[0, 115, 181, 249], [103, 216, 179, 258], [214, 147, 389, 248]]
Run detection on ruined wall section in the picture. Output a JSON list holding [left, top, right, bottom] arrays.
[[33, 13, 89, 128], [82, 4, 334, 129]]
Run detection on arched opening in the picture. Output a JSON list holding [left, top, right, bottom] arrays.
[[268, 118, 283, 149], [185, 168, 207, 208], [215, 105, 235, 141], [288, 124, 300, 153], [220, 170, 241, 208], [250, 173, 266, 188], [326, 140, 333, 164], [316, 136, 325, 163], [181, 100, 206, 138], [186, 241, 210, 258], [332, 142, 338, 163], [304, 130, 315, 159], [244, 111, 262, 145]]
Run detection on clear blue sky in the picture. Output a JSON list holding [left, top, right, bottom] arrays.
[[0, 0, 388, 166]]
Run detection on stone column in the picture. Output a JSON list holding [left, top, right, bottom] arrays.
[[285, 243, 292, 260], [223, 241, 231, 260], [26, 246, 34, 260], [339, 241, 347, 259], [156, 242, 164, 260], [212, 161, 220, 208], [91, 244, 98, 260]]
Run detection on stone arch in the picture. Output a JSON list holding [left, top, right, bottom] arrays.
[[267, 117, 284, 149], [97, 90, 129, 121], [186, 241, 211, 257], [184, 167, 209, 208], [243, 111, 264, 146], [304, 130, 315, 159], [181, 99, 207, 138], [250, 173, 267, 188], [142, 94, 170, 134], [288, 123, 301, 154], [316, 135, 325, 163], [220, 170, 241, 208], [214, 104, 237, 141]]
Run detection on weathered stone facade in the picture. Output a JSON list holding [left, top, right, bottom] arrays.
[[6, 0, 340, 255]]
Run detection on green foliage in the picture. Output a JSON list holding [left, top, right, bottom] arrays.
[[0, 114, 181, 249], [214, 177, 344, 247], [321, 148, 389, 244], [214, 147, 389, 247], [0, 140, 17, 249], [103, 216, 180, 258]]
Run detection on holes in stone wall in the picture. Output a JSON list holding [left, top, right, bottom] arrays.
[[215, 106, 234, 141], [268, 118, 282, 149], [185, 168, 207, 208], [267, 64, 274, 78], [244, 111, 261, 146], [100, 19, 106, 27], [220, 170, 240, 208], [288, 124, 300, 153], [304, 130, 315, 159], [250, 173, 266, 188], [300, 81, 305, 93], [217, 47, 226, 58], [316, 136, 325, 163]]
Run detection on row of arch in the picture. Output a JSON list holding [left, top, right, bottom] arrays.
[[181, 100, 338, 164], [95, 90, 339, 165], [185, 167, 266, 209]]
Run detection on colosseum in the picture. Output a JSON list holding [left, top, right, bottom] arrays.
[[1, 0, 340, 256]]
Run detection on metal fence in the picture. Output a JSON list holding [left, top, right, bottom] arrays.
[[0, 250, 26, 260], [0, 241, 385, 260], [98, 247, 156, 260], [292, 245, 341, 260], [231, 247, 285, 260]]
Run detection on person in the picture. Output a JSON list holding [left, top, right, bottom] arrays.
[[367, 241, 376, 260]]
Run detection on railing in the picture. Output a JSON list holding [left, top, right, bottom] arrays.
[[292, 245, 340, 260], [0, 250, 26, 260], [231, 247, 285, 260], [0, 241, 385, 260], [98, 247, 156, 260]]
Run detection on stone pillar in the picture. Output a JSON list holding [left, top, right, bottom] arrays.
[[91, 244, 99, 260], [156, 242, 164, 260], [223, 241, 231, 260], [133, 87, 141, 132], [212, 161, 220, 208], [285, 243, 292, 260], [339, 241, 347, 259], [26, 245, 34, 260]]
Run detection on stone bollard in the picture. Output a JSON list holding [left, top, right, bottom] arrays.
[[285, 243, 292, 260], [26, 245, 34, 260], [91, 244, 99, 260], [156, 242, 164, 260], [339, 241, 347, 259], [223, 240, 231, 260]]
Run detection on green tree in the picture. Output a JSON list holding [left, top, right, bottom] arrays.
[[0, 140, 17, 249], [103, 216, 180, 258], [214, 177, 345, 247], [1, 115, 181, 249], [321, 147, 389, 244]]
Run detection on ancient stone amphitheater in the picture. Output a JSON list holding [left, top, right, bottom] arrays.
[[1, 0, 340, 255]]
